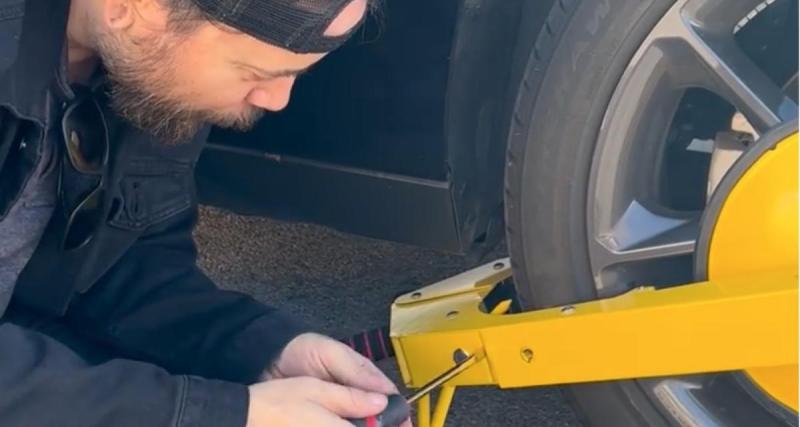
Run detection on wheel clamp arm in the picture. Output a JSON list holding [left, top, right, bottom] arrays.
[[389, 258, 797, 427]]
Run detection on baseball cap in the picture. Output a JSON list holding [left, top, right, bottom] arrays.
[[190, 0, 367, 53]]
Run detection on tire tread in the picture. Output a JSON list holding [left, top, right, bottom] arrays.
[[501, 0, 674, 426]]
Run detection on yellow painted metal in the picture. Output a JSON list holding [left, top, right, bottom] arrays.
[[394, 260, 512, 306], [707, 133, 798, 280], [430, 386, 456, 427], [706, 133, 798, 411], [391, 268, 796, 388], [746, 366, 798, 411], [410, 302, 508, 427], [416, 394, 430, 427]]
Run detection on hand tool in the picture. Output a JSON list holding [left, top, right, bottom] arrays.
[[348, 352, 477, 426]]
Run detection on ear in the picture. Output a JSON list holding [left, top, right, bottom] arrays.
[[101, 0, 136, 30]]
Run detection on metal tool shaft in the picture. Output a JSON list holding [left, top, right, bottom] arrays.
[[405, 352, 477, 404]]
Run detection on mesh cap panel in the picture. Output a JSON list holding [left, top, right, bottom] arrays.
[[191, 0, 364, 53]]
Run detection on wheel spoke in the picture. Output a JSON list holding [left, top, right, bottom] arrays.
[[593, 230, 696, 265], [640, 0, 798, 132], [590, 200, 697, 282], [676, 15, 796, 131], [682, 0, 769, 34]]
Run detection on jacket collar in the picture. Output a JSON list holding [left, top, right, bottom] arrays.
[[0, 0, 71, 125]]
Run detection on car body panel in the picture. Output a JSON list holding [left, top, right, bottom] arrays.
[[196, 0, 552, 255]]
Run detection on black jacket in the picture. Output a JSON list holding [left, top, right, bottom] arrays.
[[0, 1, 311, 425]]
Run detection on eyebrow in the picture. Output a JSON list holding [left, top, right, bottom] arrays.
[[232, 61, 313, 79]]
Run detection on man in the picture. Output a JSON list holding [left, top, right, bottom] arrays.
[[0, 0, 410, 426]]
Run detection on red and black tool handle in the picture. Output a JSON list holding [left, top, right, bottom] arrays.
[[347, 394, 410, 427], [340, 325, 394, 363]]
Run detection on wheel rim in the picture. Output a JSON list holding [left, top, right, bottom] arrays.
[[585, 0, 797, 424]]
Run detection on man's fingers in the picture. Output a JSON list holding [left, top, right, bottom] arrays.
[[302, 377, 389, 419], [400, 418, 414, 427], [299, 403, 358, 427], [272, 333, 400, 396], [323, 339, 398, 394], [248, 379, 380, 427]]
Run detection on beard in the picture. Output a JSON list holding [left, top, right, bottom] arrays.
[[94, 31, 264, 144]]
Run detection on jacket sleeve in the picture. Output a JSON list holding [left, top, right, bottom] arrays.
[[64, 204, 313, 385], [0, 321, 249, 427]]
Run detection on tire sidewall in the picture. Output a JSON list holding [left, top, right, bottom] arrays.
[[504, 0, 677, 425]]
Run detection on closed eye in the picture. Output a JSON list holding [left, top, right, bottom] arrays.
[[242, 71, 264, 82], [233, 61, 312, 82]]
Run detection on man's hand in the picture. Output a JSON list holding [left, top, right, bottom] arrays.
[[266, 332, 397, 395], [264, 333, 413, 427], [246, 377, 389, 427]]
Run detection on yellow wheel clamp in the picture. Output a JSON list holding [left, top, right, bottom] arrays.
[[388, 122, 798, 427]]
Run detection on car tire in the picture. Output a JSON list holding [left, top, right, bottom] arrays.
[[502, 0, 795, 426]]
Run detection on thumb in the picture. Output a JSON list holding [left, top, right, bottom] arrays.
[[305, 378, 389, 419]]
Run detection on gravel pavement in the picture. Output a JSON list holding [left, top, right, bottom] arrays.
[[194, 206, 583, 427]]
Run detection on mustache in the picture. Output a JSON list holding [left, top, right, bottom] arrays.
[[98, 33, 264, 144]]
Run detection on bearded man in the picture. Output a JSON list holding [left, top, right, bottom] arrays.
[[0, 1, 408, 426]]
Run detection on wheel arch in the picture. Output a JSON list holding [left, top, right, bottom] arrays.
[[443, 0, 557, 258]]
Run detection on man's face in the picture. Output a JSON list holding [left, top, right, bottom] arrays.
[[91, 0, 367, 142]]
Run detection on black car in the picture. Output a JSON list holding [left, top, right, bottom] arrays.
[[196, 0, 799, 426]]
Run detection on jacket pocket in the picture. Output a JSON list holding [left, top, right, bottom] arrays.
[[108, 160, 192, 231]]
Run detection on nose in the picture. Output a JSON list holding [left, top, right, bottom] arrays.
[[246, 76, 296, 112]]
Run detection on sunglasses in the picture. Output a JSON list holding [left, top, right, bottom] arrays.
[[59, 90, 110, 251]]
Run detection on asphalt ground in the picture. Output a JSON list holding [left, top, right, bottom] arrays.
[[194, 206, 583, 427]]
